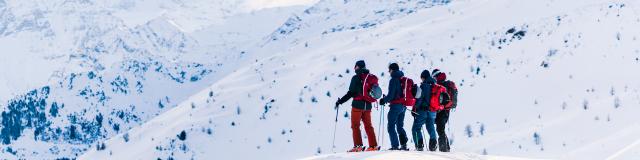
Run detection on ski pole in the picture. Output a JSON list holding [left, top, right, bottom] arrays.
[[405, 105, 420, 115], [332, 103, 339, 153], [381, 103, 385, 148], [410, 110, 419, 115], [413, 116, 418, 149], [380, 95, 386, 148], [448, 110, 453, 148], [423, 123, 427, 148], [377, 103, 382, 147], [375, 101, 381, 147]]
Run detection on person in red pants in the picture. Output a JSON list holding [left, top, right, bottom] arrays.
[[336, 60, 380, 152]]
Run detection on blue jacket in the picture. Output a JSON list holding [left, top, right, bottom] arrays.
[[381, 70, 404, 104]]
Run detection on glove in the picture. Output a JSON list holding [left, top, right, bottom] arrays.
[[335, 98, 342, 109], [379, 95, 387, 106]]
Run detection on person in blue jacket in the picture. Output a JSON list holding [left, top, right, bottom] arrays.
[[379, 63, 408, 151], [411, 70, 438, 151]]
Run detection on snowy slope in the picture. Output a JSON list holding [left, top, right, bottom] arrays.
[[81, 0, 640, 159], [301, 151, 539, 160]]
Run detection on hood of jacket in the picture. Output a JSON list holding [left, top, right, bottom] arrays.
[[423, 76, 435, 85], [391, 70, 404, 78], [355, 68, 370, 75]]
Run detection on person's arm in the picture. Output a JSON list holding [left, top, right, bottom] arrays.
[[444, 99, 453, 109], [337, 76, 359, 105], [382, 79, 398, 104], [338, 91, 355, 105]]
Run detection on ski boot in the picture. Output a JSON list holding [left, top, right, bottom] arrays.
[[428, 139, 437, 151], [399, 145, 409, 151], [438, 137, 450, 152], [348, 145, 365, 152], [365, 146, 380, 151]]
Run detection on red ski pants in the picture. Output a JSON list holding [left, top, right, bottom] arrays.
[[351, 108, 378, 147]]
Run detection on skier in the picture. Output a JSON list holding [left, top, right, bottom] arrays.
[[432, 69, 458, 152], [411, 70, 439, 151], [335, 60, 380, 152], [379, 63, 409, 151]]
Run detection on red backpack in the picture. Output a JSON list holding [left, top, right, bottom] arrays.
[[400, 77, 416, 106], [442, 80, 458, 110], [429, 83, 449, 112], [353, 73, 379, 103]]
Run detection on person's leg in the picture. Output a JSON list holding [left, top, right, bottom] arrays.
[[435, 110, 446, 138], [351, 108, 364, 147], [411, 111, 427, 150], [361, 109, 378, 147], [396, 106, 408, 148], [387, 105, 401, 148], [425, 111, 437, 140], [442, 110, 450, 151], [425, 111, 438, 151], [435, 110, 450, 152]]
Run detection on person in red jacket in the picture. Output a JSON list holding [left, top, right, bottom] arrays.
[[432, 69, 458, 152], [335, 60, 380, 152]]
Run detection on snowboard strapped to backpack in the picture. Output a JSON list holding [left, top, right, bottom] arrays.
[[353, 73, 381, 103]]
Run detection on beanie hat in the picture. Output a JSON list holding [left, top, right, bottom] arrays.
[[389, 63, 400, 71], [355, 60, 366, 68], [433, 70, 447, 82], [435, 73, 446, 82], [420, 70, 431, 79], [432, 69, 440, 76]]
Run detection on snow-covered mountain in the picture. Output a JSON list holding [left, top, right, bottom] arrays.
[[3, 0, 640, 159], [0, 0, 310, 159]]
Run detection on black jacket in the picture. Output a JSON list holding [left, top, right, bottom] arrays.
[[337, 68, 373, 110]]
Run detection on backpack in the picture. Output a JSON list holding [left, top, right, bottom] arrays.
[[400, 77, 416, 106], [442, 80, 458, 109], [429, 83, 449, 112], [412, 84, 421, 99], [353, 73, 380, 103], [414, 83, 432, 111]]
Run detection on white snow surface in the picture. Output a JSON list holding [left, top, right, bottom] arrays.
[[301, 151, 541, 160]]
